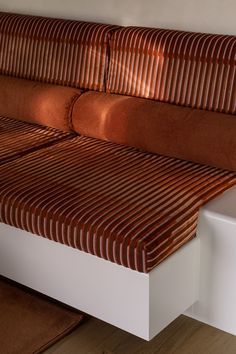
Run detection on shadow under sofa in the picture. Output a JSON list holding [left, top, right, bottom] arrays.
[[0, 12, 235, 340]]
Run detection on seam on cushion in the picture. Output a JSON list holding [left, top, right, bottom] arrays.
[[104, 27, 121, 93], [104, 34, 111, 92], [66, 92, 83, 131], [105, 35, 114, 93], [0, 134, 75, 166], [69, 91, 92, 133]]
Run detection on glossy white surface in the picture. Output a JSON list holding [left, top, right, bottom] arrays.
[[201, 186, 236, 222], [0, 223, 199, 340], [186, 186, 236, 335]]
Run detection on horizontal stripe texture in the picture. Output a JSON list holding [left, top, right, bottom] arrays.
[[0, 116, 73, 164], [0, 136, 235, 273], [107, 27, 236, 114], [0, 12, 118, 91]]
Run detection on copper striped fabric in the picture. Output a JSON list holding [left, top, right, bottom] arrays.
[[0, 12, 118, 91], [0, 116, 73, 164], [107, 27, 236, 114], [0, 135, 235, 273]]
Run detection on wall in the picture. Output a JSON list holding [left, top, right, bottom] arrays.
[[0, 0, 235, 35]]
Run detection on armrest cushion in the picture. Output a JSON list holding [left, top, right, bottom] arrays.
[[72, 91, 236, 171], [0, 75, 82, 131]]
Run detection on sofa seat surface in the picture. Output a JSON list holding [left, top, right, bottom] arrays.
[[0, 116, 73, 165], [0, 136, 235, 273]]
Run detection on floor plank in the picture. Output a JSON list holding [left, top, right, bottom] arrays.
[[44, 315, 236, 354]]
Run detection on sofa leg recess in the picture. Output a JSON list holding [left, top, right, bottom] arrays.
[[0, 222, 199, 340]]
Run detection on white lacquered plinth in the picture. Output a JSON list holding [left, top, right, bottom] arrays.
[[0, 222, 199, 340], [185, 186, 236, 336]]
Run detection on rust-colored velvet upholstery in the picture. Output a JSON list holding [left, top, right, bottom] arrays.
[[0, 12, 235, 275], [0, 136, 235, 273], [107, 27, 236, 114], [0, 115, 73, 165], [0, 75, 82, 131], [0, 278, 84, 354], [72, 91, 236, 171], [0, 12, 119, 91]]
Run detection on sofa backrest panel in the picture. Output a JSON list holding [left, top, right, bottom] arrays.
[[107, 27, 236, 114], [0, 12, 118, 91]]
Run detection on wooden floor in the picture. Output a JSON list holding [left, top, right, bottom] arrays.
[[44, 315, 236, 354]]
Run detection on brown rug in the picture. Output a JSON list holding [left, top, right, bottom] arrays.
[[0, 277, 84, 354]]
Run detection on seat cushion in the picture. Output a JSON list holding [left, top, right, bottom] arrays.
[[0, 116, 73, 165], [0, 136, 235, 273]]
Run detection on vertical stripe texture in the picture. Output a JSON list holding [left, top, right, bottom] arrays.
[[0, 116, 73, 165], [0, 136, 235, 273], [107, 27, 236, 114], [0, 12, 119, 91]]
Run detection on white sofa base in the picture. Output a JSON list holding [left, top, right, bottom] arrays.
[[185, 186, 236, 336], [0, 222, 199, 341]]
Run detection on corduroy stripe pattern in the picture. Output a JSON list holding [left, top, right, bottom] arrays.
[[0, 136, 235, 273], [0, 12, 118, 91], [0, 115, 73, 164], [107, 27, 236, 114]]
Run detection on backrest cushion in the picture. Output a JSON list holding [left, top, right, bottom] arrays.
[[72, 91, 236, 171], [107, 27, 236, 114], [0, 75, 82, 131], [0, 12, 118, 91]]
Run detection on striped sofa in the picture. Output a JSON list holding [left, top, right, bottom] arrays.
[[0, 12, 235, 339]]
